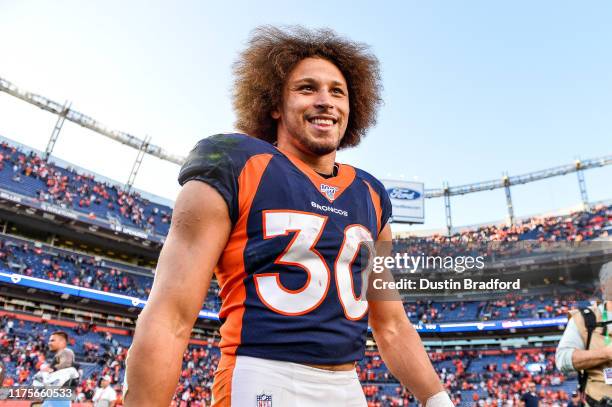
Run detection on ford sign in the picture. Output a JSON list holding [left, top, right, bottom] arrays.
[[387, 187, 421, 200]]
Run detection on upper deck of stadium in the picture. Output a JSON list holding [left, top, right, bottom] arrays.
[[0, 133, 610, 242]]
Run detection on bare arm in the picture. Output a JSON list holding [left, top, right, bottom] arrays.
[[572, 346, 612, 370], [123, 181, 231, 406], [558, 316, 612, 371], [368, 224, 445, 404]]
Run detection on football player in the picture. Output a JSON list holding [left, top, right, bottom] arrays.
[[125, 26, 452, 407]]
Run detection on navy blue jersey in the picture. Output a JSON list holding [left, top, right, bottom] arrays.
[[179, 133, 391, 364]]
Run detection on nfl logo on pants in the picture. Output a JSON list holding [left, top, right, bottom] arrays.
[[257, 393, 272, 407]]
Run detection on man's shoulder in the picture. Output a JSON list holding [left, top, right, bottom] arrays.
[[179, 133, 278, 187], [192, 133, 277, 159], [352, 167, 387, 194]]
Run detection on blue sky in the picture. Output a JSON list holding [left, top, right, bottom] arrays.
[[0, 1, 610, 232]]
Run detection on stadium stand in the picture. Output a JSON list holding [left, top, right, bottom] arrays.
[[0, 137, 608, 246], [0, 233, 222, 312], [0, 136, 608, 406], [0, 313, 580, 406], [396, 203, 610, 245], [0, 141, 172, 236], [358, 348, 577, 406], [404, 295, 592, 324], [0, 313, 217, 405], [0, 229, 593, 323]]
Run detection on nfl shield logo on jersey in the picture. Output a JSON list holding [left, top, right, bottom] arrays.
[[256, 393, 272, 407], [320, 183, 338, 201]]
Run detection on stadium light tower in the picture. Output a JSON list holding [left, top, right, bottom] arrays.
[[575, 160, 590, 210], [2, 74, 611, 223], [43, 101, 71, 161], [0, 76, 185, 165], [503, 173, 515, 225], [424, 155, 611, 199], [425, 155, 610, 225], [126, 135, 152, 193], [443, 182, 452, 237]]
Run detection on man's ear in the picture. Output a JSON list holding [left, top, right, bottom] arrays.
[[271, 109, 281, 120]]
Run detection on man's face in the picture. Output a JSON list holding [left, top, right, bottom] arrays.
[[273, 57, 349, 157], [528, 384, 536, 393], [48, 335, 65, 352]]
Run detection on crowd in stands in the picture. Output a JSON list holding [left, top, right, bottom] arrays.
[[434, 203, 607, 244], [393, 203, 611, 262], [0, 315, 579, 406], [0, 136, 609, 405], [0, 230, 598, 324], [0, 141, 172, 235], [0, 235, 151, 298], [406, 293, 593, 324], [0, 230, 595, 323], [0, 138, 610, 245], [0, 315, 218, 405], [358, 348, 576, 406], [0, 234, 222, 311]]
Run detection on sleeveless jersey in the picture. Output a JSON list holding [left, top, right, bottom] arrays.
[[178, 133, 391, 364]]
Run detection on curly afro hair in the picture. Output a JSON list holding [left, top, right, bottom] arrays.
[[232, 25, 383, 149]]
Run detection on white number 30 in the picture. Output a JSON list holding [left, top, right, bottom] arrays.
[[254, 210, 373, 320]]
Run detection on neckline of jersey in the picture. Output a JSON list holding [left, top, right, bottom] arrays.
[[274, 147, 356, 202]]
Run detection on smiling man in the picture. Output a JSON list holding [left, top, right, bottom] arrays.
[[125, 26, 452, 407], [271, 57, 349, 159]]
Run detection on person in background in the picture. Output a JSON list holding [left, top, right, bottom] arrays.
[[92, 375, 117, 407], [568, 391, 584, 407], [556, 261, 612, 405], [520, 382, 540, 407], [40, 331, 77, 407], [47, 331, 75, 372]]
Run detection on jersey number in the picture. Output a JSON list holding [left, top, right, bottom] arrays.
[[254, 210, 373, 320]]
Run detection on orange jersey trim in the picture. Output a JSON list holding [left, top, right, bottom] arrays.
[[217, 153, 273, 355], [281, 149, 356, 203], [363, 180, 383, 235], [211, 354, 236, 406]]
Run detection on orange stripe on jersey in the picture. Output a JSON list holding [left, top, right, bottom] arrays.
[[281, 149, 356, 203], [364, 180, 382, 236], [211, 354, 236, 406], [216, 153, 273, 355]]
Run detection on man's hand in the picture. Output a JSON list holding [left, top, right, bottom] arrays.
[[123, 181, 231, 406]]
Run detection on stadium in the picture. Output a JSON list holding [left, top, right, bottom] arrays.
[[0, 73, 610, 407]]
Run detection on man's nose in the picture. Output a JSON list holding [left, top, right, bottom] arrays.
[[314, 89, 334, 110]]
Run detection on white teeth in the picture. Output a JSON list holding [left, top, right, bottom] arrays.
[[311, 118, 334, 125]]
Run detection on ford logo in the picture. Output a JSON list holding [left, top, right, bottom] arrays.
[[387, 187, 420, 200]]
